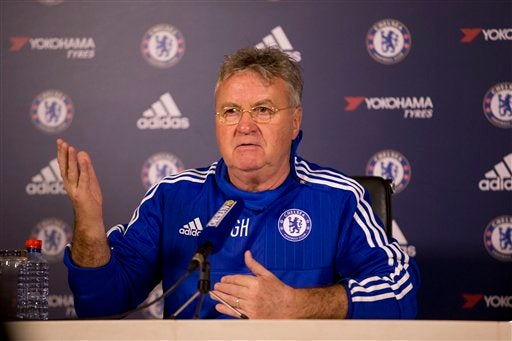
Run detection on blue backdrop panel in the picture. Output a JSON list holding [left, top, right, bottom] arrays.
[[1, 0, 510, 320]]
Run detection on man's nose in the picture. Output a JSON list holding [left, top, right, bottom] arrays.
[[237, 110, 257, 132]]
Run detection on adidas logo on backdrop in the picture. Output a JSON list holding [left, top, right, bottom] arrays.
[[136, 92, 190, 130], [179, 217, 203, 236], [478, 153, 512, 191], [26, 158, 66, 195], [255, 26, 302, 62]]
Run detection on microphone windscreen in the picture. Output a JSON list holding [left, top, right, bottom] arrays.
[[196, 199, 244, 254]]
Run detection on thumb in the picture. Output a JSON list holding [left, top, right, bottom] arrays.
[[244, 250, 273, 277]]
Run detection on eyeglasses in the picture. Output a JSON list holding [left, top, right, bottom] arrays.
[[215, 105, 296, 125]]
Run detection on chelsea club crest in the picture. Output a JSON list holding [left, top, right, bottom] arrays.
[[484, 215, 512, 262], [278, 209, 312, 242], [366, 19, 411, 65], [31, 89, 74, 134], [141, 24, 185, 69], [366, 149, 411, 194], [141, 152, 185, 189], [30, 217, 72, 263], [483, 82, 512, 129]]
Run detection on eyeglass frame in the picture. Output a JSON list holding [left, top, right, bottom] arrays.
[[215, 105, 298, 125]]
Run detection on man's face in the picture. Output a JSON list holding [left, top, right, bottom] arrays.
[[215, 70, 302, 176]]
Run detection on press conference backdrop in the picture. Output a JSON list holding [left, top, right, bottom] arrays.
[[0, 0, 510, 321]]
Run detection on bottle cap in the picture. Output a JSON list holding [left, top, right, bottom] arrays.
[[26, 239, 43, 249]]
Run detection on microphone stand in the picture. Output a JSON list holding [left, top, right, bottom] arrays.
[[168, 258, 248, 319]]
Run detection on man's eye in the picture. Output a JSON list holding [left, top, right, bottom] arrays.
[[253, 106, 273, 114], [223, 108, 240, 116]]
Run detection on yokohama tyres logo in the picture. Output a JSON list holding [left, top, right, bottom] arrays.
[[344, 97, 366, 111], [462, 294, 512, 309], [460, 28, 512, 43], [9, 36, 96, 59], [344, 96, 433, 119]]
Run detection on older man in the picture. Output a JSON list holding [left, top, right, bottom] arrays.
[[57, 47, 418, 319]]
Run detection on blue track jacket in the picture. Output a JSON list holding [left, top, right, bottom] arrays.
[[65, 134, 419, 319]]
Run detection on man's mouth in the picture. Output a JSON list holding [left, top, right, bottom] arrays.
[[236, 143, 260, 149]]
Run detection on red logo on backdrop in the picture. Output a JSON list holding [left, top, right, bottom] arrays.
[[460, 28, 482, 43], [344, 97, 365, 111], [462, 294, 484, 308], [460, 27, 512, 42], [9, 36, 29, 51], [462, 294, 512, 309]]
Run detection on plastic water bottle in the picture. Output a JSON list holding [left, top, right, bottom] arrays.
[[0, 250, 27, 320], [17, 240, 49, 320]]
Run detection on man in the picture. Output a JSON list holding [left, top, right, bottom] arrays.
[[57, 46, 419, 319]]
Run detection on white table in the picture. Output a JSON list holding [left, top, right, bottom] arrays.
[[6, 319, 512, 340]]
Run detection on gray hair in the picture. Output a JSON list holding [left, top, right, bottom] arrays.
[[215, 46, 303, 106]]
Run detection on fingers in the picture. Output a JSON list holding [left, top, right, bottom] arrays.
[[56, 139, 95, 192], [76, 151, 91, 189], [210, 291, 246, 319], [213, 302, 243, 319], [217, 251, 271, 290], [213, 252, 279, 319], [213, 273, 251, 313], [66, 146, 79, 187], [84, 152, 100, 188], [57, 139, 80, 189], [56, 138, 69, 179], [214, 277, 246, 296], [210, 290, 242, 308], [244, 250, 272, 277], [212, 252, 267, 306]]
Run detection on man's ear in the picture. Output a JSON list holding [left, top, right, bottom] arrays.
[[292, 106, 303, 139]]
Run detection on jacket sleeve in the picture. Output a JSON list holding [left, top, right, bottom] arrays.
[[336, 186, 420, 319], [64, 184, 165, 318]]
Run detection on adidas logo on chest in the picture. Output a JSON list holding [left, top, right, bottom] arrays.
[[179, 217, 203, 236]]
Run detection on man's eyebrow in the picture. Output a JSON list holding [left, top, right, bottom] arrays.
[[219, 102, 241, 108], [252, 99, 274, 106], [219, 99, 275, 108]]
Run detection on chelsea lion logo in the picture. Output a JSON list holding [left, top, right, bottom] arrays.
[[278, 209, 312, 242], [366, 19, 411, 65], [30, 217, 72, 263], [31, 90, 74, 134], [141, 24, 185, 69], [366, 149, 411, 194], [484, 215, 512, 262], [141, 152, 185, 189], [483, 82, 512, 129]]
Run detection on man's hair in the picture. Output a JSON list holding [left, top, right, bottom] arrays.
[[215, 46, 303, 106]]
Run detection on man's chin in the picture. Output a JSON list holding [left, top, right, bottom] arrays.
[[233, 163, 265, 173], [228, 158, 266, 173]]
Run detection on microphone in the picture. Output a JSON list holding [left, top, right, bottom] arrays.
[[188, 199, 243, 271]]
